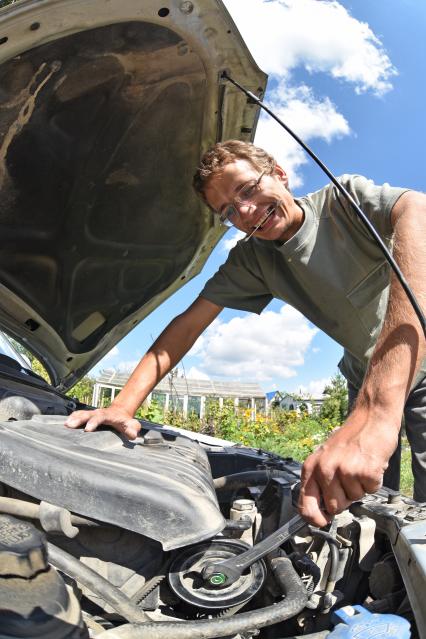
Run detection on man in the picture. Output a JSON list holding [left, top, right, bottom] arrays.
[[66, 140, 426, 527]]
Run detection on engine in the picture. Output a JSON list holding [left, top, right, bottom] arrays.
[[0, 416, 424, 638]]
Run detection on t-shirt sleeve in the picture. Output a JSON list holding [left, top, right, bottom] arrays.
[[333, 174, 409, 239], [200, 242, 272, 314]]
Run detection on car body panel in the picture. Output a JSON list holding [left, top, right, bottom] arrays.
[[0, 0, 266, 389]]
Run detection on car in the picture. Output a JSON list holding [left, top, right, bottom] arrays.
[[0, 1, 425, 638]]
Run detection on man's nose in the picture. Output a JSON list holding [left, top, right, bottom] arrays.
[[234, 201, 256, 216]]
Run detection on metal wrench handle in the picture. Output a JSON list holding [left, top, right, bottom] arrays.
[[203, 513, 306, 586]]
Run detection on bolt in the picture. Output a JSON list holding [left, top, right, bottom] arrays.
[[179, 1, 194, 14], [143, 430, 166, 446], [209, 573, 227, 586], [232, 499, 255, 511]]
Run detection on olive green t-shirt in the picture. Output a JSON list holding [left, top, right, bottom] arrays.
[[201, 174, 423, 389]]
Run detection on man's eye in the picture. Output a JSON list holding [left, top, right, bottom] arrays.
[[220, 205, 235, 223], [240, 181, 258, 199]]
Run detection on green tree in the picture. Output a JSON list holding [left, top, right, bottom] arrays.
[[10, 336, 95, 402], [31, 357, 50, 382], [9, 338, 50, 382], [69, 376, 95, 405], [319, 373, 348, 426]]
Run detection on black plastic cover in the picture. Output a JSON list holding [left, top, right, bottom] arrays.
[[0, 514, 48, 578], [0, 518, 86, 638], [0, 417, 225, 550]]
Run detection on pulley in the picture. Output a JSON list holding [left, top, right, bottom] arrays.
[[168, 539, 266, 610]]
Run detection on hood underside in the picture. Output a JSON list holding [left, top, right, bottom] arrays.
[[0, 0, 266, 389]]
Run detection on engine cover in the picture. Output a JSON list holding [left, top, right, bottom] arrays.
[[0, 416, 225, 550]]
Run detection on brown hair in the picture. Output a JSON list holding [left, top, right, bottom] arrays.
[[193, 140, 277, 204]]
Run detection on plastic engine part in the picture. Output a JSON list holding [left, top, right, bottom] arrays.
[[0, 516, 87, 638], [0, 417, 225, 550], [329, 605, 411, 639]]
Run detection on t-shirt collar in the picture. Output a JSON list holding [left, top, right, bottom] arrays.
[[269, 197, 317, 254]]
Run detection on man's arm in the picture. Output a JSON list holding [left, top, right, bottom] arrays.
[[299, 190, 426, 526], [65, 296, 223, 439]]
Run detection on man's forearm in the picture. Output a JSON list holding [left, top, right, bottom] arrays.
[[65, 297, 223, 436], [298, 192, 426, 527], [111, 317, 201, 415], [111, 297, 223, 416], [355, 192, 426, 420]]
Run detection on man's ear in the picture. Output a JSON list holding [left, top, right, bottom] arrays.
[[274, 164, 289, 187]]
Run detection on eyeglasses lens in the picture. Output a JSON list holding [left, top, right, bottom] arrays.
[[220, 205, 237, 227], [218, 172, 264, 228]]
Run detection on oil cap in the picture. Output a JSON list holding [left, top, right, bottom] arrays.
[[330, 605, 410, 639], [143, 429, 167, 446], [0, 514, 48, 578]]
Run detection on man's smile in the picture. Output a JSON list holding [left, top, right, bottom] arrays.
[[204, 159, 304, 242], [251, 203, 278, 231]]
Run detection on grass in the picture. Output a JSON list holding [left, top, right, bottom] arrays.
[[139, 401, 415, 497], [400, 440, 414, 497], [239, 431, 414, 499]]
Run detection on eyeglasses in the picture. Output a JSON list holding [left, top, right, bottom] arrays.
[[218, 171, 265, 227]]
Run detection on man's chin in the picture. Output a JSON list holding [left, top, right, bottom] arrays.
[[257, 226, 287, 243]]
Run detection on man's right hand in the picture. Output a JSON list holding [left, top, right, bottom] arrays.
[[65, 406, 142, 440], [65, 297, 222, 441]]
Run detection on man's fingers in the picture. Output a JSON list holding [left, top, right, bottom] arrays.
[[321, 476, 352, 516], [84, 415, 107, 432], [65, 409, 110, 433], [297, 412, 397, 528], [358, 461, 387, 494], [65, 411, 94, 429], [65, 409, 141, 440], [298, 473, 330, 528], [341, 479, 366, 502], [122, 419, 142, 440]]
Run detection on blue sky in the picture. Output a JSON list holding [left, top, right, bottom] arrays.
[[93, 0, 426, 397]]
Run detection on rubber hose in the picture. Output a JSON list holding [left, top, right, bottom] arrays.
[[326, 543, 340, 586], [309, 528, 340, 588], [95, 556, 308, 639], [213, 470, 297, 491], [0, 496, 99, 527], [47, 542, 149, 624], [0, 496, 40, 518]]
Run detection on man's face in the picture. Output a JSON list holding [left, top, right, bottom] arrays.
[[204, 159, 304, 243]]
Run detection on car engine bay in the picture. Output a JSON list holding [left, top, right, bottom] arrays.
[[0, 405, 425, 639], [1, 1, 424, 637]]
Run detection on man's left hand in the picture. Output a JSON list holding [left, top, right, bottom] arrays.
[[298, 411, 399, 526]]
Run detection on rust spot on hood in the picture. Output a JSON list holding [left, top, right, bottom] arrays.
[[0, 61, 61, 191]]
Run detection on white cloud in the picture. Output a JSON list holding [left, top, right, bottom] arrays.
[[188, 304, 317, 384], [256, 82, 350, 188], [221, 229, 245, 251], [116, 360, 140, 374], [186, 366, 211, 381], [223, 0, 397, 186], [224, 0, 396, 94], [104, 346, 119, 359], [95, 345, 120, 370], [268, 82, 350, 143], [290, 377, 332, 398]]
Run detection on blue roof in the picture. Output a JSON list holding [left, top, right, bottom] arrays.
[[266, 391, 279, 400]]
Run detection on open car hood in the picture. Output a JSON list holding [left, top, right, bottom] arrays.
[[0, 0, 266, 390]]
